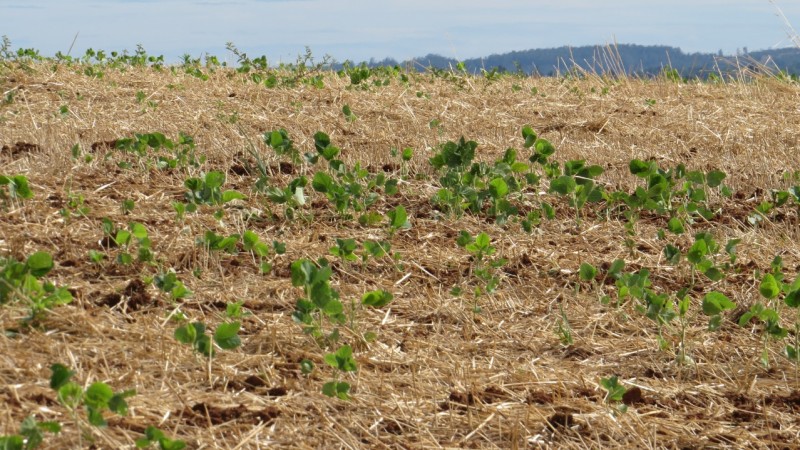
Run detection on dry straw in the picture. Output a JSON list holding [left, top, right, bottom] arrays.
[[1, 55, 799, 449]]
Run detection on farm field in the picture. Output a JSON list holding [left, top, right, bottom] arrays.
[[2, 50, 800, 449]]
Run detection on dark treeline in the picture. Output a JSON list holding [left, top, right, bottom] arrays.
[[344, 44, 800, 78]]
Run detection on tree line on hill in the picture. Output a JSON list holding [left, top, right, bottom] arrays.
[[348, 44, 800, 78]]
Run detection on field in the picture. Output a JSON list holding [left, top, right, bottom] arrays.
[[2, 51, 800, 449]]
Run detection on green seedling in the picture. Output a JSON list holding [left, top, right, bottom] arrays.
[[386, 204, 410, 237], [737, 270, 790, 368], [263, 176, 308, 220], [154, 271, 191, 302], [291, 258, 345, 343], [120, 199, 135, 215], [197, 230, 240, 254], [174, 320, 241, 358], [556, 305, 573, 346], [50, 363, 136, 430], [456, 231, 507, 313], [702, 291, 736, 331], [0, 251, 73, 326], [330, 238, 358, 263], [115, 132, 203, 170], [342, 104, 357, 122], [0, 174, 33, 208], [322, 345, 357, 400], [0, 416, 60, 450], [183, 171, 245, 213], [686, 232, 724, 285], [264, 128, 301, 166], [548, 159, 604, 224], [243, 230, 281, 273], [599, 375, 628, 413], [135, 426, 186, 450], [783, 276, 800, 380], [225, 300, 252, 320], [59, 191, 89, 221], [390, 147, 414, 177], [113, 222, 154, 264]]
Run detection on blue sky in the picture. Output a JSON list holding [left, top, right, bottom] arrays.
[[3, 0, 800, 64]]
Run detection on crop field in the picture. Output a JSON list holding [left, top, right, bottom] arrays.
[[1, 47, 800, 449]]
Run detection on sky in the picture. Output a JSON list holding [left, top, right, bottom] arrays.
[[3, 0, 800, 64]]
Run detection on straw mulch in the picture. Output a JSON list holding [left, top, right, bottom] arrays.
[[1, 61, 800, 449]]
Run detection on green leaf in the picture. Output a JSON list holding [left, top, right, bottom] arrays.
[[322, 381, 351, 400], [324, 345, 357, 372], [358, 211, 383, 227], [456, 230, 473, 248], [702, 292, 735, 316], [174, 323, 199, 344], [579, 263, 597, 282], [361, 290, 393, 308], [84, 382, 114, 410], [57, 382, 83, 409], [629, 159, 654, 177], [26, 252, 53, 278], [667, 217, 685, 234], [785, 290, 800, 308], [213, 322, 242, 350], [108, 389, 136, 416], [759, 274, 780, 300], [222, 190, 246, 203], [387, 205, 408, 230], [0, 435, 24, 450], [312, 171, 334, 193], [204, 171, 225, 189], [521, 125, 537, 148], [663, 244, 681, 265], [129, 222, 148, 241], [115, 229, 132, 247], [549, 175, 576, 195], [474, 232, 491, 249], [706, 170, 726, 187], [599, 376, 626, 402], [49, 363, 75, 390], [488, 177, 509, 198], [300, 359, 314, 375], [703, 267, 724, 282]]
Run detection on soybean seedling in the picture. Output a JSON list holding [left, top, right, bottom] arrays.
[[455, 231, 507, 313], [50, 363, 136, 439]]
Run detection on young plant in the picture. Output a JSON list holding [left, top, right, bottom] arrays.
[[135, 426, 186, 450], [262, 176, 308, 220], [329, 238, 358, 264], [291, 258, 346, 344], [386, 204, 410, 237], [0, 251, 73, 325], [0, 416, 60, 450], [738, 269, 789, 368], [548, 159, 604, 224], [154, 270, 191, 302], [0, 174, 33, 208], [183, 171, 245, 217], [322, 345, 358, 400], [783, 276, 800, 380], [113, 222, 154, 264], [50, 363, 136, 429], [599, 375, 628, 413], [174, 319, 241, 358], [455, 231, 508, 313]]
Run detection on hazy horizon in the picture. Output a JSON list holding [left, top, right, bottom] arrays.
[[3, 1, 800, 64]]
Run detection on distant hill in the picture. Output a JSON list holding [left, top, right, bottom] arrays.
[[355, 44, 800, 78]]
